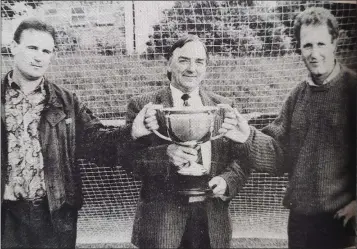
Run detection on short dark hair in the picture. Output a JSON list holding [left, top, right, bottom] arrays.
[[294, 7, 339, 49], [166, 35, 209, 81], [13, 18, 56, 44]]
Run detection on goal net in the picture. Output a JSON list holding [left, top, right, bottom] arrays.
[[1, 0, 356, 245]]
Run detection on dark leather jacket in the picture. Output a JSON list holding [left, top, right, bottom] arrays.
[[1, 71, 132, 212]]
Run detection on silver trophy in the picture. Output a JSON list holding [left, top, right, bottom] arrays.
[[153, 104, 228, 196]]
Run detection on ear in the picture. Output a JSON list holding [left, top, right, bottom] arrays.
[[166, 57, 172, 72], [10, 41, 19, 56], [50, 48, 56, 60], [332, 38, 338, 53]]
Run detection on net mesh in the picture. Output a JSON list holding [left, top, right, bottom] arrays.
[[1, 0, 356, 245]]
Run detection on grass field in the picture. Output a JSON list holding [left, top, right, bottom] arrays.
[[77, 238, 288, 249], [75, 212, 289, 248]]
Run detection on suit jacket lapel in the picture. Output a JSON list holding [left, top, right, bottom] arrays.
[[156, 86, 173, 108], [151, 86, 173, 138], [199, 87, 215, 107]]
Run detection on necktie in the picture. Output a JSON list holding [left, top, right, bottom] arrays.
[[181, 93, 190, 106], [195, 145, 203, 166]]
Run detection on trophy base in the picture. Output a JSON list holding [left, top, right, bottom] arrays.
[[175, 174, 211, 197], [177, 188, 212, 196]]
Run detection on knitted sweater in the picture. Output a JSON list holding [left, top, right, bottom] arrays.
[[236, 66, 356, 214]]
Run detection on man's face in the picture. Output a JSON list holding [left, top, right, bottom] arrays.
[[11, 29, 55, 81], [300, 24, 337, 82], [168, 40, 207, 93]]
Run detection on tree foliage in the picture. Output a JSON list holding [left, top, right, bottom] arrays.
[[148, 1, 294, 58], [1, 0, 43, 18], [147, 0, 356, 58]]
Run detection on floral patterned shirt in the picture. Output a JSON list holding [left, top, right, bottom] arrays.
[[4, 74, 47, 200]]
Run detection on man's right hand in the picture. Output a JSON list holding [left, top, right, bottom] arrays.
[[166, 144, 198, 169]]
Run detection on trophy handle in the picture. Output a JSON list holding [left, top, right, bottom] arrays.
[[152, 104, 172, 142], [211, 133, 224, 141], [210, 103, 231, 140], [153, 130, 172, 141]]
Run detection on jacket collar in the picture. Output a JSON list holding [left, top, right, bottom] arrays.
[[1, 71, 11, 124], [43, 78, 63, 109], [1, 71, 10, 106]]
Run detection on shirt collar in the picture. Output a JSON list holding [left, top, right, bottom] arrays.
[[7, 72, 45, 94], [306, 61, 341, 87], [169, 84, 200, 100]]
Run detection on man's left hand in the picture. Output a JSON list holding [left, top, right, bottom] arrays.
[[209, 176, 228, 199], [334, 200, 356, 226], [219, 107, 250, 143], [131, 102, 159, 139]]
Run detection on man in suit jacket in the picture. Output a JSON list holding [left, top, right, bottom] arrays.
[[123, 35, 250, 249]]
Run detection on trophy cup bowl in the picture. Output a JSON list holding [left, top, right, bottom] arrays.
[[153, 105, 227, 196]]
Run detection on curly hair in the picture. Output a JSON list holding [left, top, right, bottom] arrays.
[[13, 18, 56, 45], [166, 34, 208, 81], [294, 7, 339, 49]]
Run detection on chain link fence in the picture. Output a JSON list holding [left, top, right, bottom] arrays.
[[2, 0, 356, 247]]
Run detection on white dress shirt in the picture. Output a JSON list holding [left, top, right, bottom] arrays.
[[169, 84, 212, 173]]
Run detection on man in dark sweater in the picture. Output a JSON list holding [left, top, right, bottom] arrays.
[[219, 7, 356, 249]]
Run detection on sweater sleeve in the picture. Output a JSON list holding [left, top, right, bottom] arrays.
[[215, 100, 252, 200], [219, 155, 251, 200], [233, 87, 300, 175]]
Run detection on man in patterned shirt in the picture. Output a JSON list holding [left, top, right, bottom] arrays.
[[1, 18, 158, 248]]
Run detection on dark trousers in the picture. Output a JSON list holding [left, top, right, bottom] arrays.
[[288, 210, 355, 249], [1, 198, 78, 249], [178, 202, 211, 249]]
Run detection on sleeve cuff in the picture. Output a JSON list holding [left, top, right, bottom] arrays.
[[232, 126, 255, 157]]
